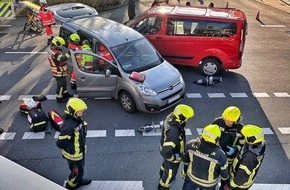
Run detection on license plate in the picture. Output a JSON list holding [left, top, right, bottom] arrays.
[[168, 94, 180, 103]]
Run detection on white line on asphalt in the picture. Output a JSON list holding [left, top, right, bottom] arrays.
[[230, 93, 248, 98], [115, 129, 135, 137], [18, 95, 34, 100], [70, 180, 143, 190], [278, 127, 290, 134], [87, 130, 107, 138], [46, 95, 56, 100], [186, 93, 202, 98], [0, 132, 16, 140], [142, 128, 192, 136], [22, 132, 46, 139], [252, 93, 270, 97], [196, 128, 274, 135], [0, 95, 11, 100], [273, 92, 290, 97], [260, 25, 286, 28], [208, 93, 226, 98], [0, 25, 12, 27], [250, 183, 290, 190], [5, 52, 47, 54]]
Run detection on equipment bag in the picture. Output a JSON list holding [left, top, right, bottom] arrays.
[[28, 109, 48, 132], [47, 110, 63, 131], [19, 99, 41, 114]]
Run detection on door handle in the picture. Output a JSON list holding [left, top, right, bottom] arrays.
[[155, 37, 162, 40], [79, 77, 86, 81]]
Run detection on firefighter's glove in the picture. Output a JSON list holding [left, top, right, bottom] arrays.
[[226, 146, 237, 156], [180, 169, 186, 179]]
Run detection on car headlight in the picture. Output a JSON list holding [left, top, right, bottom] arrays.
[[137, 84, 157, 96]]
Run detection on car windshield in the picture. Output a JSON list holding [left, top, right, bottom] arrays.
[[111, 38, 163, 73]]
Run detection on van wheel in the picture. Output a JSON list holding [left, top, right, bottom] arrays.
[[199, 58, 221, 76], [119, 91, 136, 113]]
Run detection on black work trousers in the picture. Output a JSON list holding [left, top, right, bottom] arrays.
[[182, 176, 217, 190], [158, 160, 180, 190], [54, 76, 68, 102], [67, 159, 85, 188]]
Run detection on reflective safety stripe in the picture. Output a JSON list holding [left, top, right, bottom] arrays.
[[61, 149, 83, 161], [30, 121, 46, 129], [163, 142, 176, 148], [58, 135, 71, 140], [159, 169, 172, 188], [189, 150, 220, 164], [240, 164, 252, 175]]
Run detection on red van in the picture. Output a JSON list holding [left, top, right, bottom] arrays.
[[127, 5, 247, 75]]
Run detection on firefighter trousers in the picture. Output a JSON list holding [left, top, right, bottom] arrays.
[[158, 160, 180, 190], [67, 159, 85, 188], [182, 176, 217, 190], [54, 76, 68, 102]]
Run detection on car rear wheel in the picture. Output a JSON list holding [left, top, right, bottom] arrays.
[[119, 91, 136, 113], [199, 58, 222, 76]]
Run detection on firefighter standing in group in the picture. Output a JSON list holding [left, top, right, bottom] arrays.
[[158, 104, 194, 190], [223, 125, 266, 190], [37, 0, 55, 45], [68, 33, 81, 89], [181, 124, 229, 190], [211, 106, 245, 166], [56, 98, 92, 190], [48, 37, 72, 103]]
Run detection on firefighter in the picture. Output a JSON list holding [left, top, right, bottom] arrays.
[[56, 98, 92, 190], [181, 124, 229, 190], [158, 104, 194, 190], [223, 125, 266, 190], [37, 0, 55, 45], [211, 106, 244, 165], [48, 37, 72, 103], [98, 44, 113, 64], [68, 33, 81, 89], [81, 44, 94, 72]]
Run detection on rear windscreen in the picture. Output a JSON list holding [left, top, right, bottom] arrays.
[[56, 7, 95, 18]]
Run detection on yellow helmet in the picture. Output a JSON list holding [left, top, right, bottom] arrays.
[[51, 37, 65, 48], [69, 33, 80, 43], [173, 104, 194, 123], [242, 125, 264, 144], [81, 44, 91, 50], [222, 106, 241, 122], [202, 124, 221, 144], [65, 98, 87, 115]]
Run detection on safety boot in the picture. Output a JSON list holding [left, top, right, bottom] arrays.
[[65, 182, 76, 190], [63, 93, 73, 98], [76, 179, 92, 188]]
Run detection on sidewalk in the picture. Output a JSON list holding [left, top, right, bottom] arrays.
[[253, 0, 290, 14]]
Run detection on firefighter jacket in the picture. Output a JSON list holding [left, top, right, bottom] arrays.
[[99, 47, 113, 65], [48, 46, 70, 77], [81, 47, 94, 71], [182, 137, 229, 187], [37, 5, 55, 26], [160, 113, 185, 163], [229, 141, 266, 189], [212, 117, 244, 160], [56, 114, 87, 161]]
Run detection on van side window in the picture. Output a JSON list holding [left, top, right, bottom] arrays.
[[167, 18, 237, 37], [59, 27, 73, 47], [133, 16, 162, 35]]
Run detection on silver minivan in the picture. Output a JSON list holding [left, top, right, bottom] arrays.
[[58, 10, 185, 113]]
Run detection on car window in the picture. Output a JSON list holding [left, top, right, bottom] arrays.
[[133, 16, 162, 35], [111, 38, 163, 73], [59, 27, 73, 48], [167, 18, 237, 37]]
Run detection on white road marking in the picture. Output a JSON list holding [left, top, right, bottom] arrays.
[[250, 183, 290, 190], [0, 132, 16, 140], [18, 95, 34, 100], [260, 25, 286, 28], [0, 25, 12, 27], [273, 92, 290, 97], [0, 95, 11, 100], [230, 93, 248, 98], [252, 93, 270, 97], [71, 180, 143, 190], [186, 93, 202, 98], [46, 95, 56, 100], [87, 130, 107, 138], [207, 93, 226, 98], [22, 132, 46, 139], [278, 127, 290, 134], [142, 128, 192, 136], [115, 129, 135, 137]]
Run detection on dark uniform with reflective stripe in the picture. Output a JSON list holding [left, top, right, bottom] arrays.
[[229, 141, 266, 190], [182, 137, 229, 190], [56, 114, 87, 188], [212, 117, 244, 164], [159, 113, 186, 190], [48, 46, 70, 102]]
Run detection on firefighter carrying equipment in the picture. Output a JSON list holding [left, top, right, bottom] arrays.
[[241, 125, 264, 144], [173, 104, 194, 123], [20, 1, 43, 33], [201, 124, 221, 145], [65, 98, 87, 115], [222, 106, 241, 122]]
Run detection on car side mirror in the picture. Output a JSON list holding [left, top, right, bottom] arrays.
[[105, 69, 111, 77]]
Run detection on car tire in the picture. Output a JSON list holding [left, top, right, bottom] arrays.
[[119, 91, 137, 113], [199, 58, 222, 76]]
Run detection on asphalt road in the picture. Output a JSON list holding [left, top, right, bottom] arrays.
[[0, 0, 290, 189]]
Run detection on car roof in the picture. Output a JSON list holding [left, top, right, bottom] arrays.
[[68, 17, 143, 47], [147, 5, 245, 20], [47, 3, 98, 22]]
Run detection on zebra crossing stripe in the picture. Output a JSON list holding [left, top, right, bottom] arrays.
[[278, 128, 290, 134], [186, 93, 202, 98], [250, 183, 290, 190], [230, 93, 248, 98], [0, 132, 16, 140], [207, 93, 226, 98], [252, 93, 270, 97], [115, 129, 135, 137], [0, 95, 11, 100], [142, 128, 192, 136], [87, 130, 107, 137], [22, 132, 45, 139], [274, 93, 290, 97], [18, 95, 34, 100], [196, 128, 274, 135]]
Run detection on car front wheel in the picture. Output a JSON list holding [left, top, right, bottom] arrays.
[[119, 91, 137, 113], [199, 58, 222, 76]]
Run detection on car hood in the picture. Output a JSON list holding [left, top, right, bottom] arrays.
[[141, 61, 182, 92]]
